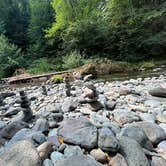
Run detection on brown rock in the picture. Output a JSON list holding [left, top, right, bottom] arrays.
[[109, 153, 128, 166], [37, 141, 53, 160]]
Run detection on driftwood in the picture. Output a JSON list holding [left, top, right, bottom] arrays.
[[2, 71, 72, 84]]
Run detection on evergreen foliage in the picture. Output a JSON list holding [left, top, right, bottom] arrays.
[[0, 0, 165, 77]]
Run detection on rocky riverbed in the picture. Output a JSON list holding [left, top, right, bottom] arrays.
[[0, 74, 166, 166]]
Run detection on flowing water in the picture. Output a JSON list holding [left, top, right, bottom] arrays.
[[97, 65, 166, 82]]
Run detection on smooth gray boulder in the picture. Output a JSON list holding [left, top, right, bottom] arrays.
[[0, 140, 41, 166], [118, 136, 150, 166], [134, 122, 166, 144], [113, 109, 140, 125], [57, 117, 97, 149], [98, 127, 120, 152], [149, 87, 166, 98], [6, 128, 46, 147], [54, 155, 102, 166], [120, 125, 153, 150], [0, 121, 28, 139]]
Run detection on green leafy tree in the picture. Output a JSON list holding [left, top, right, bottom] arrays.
[[0, 0, 29, 49], [0, 35, 24, 78], [27, 0, 54, 59], [46, 0, 109, 55]]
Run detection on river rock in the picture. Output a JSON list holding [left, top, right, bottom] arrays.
[[105, 100, 116, 110], [157, 141, 166, 149], [98, 127, 120, 152], [144, 100, 161, 108], [149, 87, 166, 98], [3, 107, 22, 117], [6, 128, 46, 147], [134, 122, 166, 144], [139, 113, 156, 123], [113, 109, 140, 125], [0, 121, 28, 139], [37, 141, 53, 160], [0, 140, 41, 166], [118, 136, 150, 166], [0, 120, 7, 129], [120, 125, 153, 150], [50, 151, 64, 164], [90, 148, 107, 163], [42, 159, 53, 166], [156, 114, 166, 123], [159, 123, 166, 133], [61, 97, 77, 113], [54, 154, 102, 166], [33, 118, 49, 133], [83, 87, 95, 98], [151, 156, 166, 166], [57, 117, 98, 149], [64, 145, 83, 158], [109, 153, 128, 166]]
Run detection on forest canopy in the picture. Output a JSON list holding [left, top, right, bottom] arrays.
[[0, 0, 165, 78]]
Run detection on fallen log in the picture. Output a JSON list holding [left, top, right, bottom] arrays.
[[2, 70, 72, 84]]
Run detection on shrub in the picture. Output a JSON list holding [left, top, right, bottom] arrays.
[[27, 58, 55, 74], [0, 34, 23, 78], [62, 51, 85, 70], [51, 74, 63, 83]]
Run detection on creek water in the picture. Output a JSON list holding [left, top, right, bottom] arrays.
[[97, 66, 166, 82]]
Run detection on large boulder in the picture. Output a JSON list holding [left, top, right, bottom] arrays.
[[133, 122, 166, 144], [0, 121, 28, 139], [149, 87, 166, 98], [54, 154, 102, 166], [0, 140, 41, 166], [6, 128, 46, 147], [120, 125, 153, 150], [118, 136, 150, 166], [57, 117, 98, 149]]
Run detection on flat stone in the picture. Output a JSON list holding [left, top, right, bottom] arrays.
[[0, 121, 28, 139], [139, 113, 156, 123], [0, 140, 41, 166], [3, 107, 22, 117], [134, 122, 166, 144], [144, 100, 161, 108], [54, 154, 102, 166], [118, 136, 150, 166], [149, 88, 166, 98], [6, 128, 46, 147], [80, 107, 92, 115], [58, 117, 97, 149], [113, 109, 140, 125], [64, 145, 83, 158], [98, 127, 120, 152]]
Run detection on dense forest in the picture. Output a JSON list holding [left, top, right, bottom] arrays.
[[0, 0, 166, 78]]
